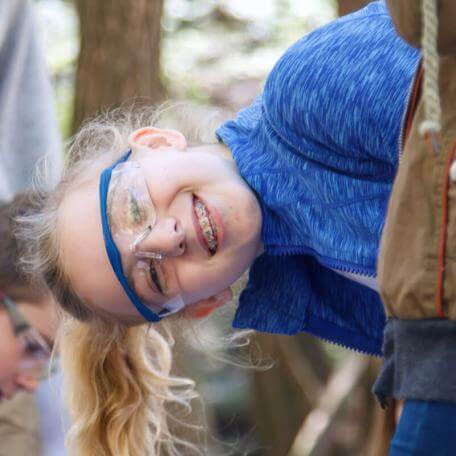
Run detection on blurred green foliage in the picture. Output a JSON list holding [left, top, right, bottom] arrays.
[[36, 0, 335, 139]]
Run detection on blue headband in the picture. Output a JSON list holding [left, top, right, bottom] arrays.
[[99, 150, 162, 322]]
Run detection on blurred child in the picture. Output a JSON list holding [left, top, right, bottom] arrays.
[[17, 2, 420, 455], [0, 1, 66, 451], [0, 193, 58, 455], [0, 193, 56, 400]]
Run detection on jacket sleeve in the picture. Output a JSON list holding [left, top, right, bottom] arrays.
[[386, 0, 456, 54]]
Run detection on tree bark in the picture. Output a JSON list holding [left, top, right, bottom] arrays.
[[72, 0, 165, 133], [338, 0, 370, 16], [251, 333, 331, 456]]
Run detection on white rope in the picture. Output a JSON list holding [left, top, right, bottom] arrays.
[[419, 0, 442, 137]]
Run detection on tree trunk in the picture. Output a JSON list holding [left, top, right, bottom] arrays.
[[72, 0, 165, 133], [338, 0, 370, 16], [251, 333, 331, 456]]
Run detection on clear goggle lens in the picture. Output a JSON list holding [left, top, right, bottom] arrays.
[[107, 161, 185, 317], [18, 328, 56, 381]]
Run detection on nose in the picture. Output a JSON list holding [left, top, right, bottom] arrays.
[[139, 217, 185, 257]]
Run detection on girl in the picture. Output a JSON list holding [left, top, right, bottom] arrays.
[[17, 2, 419, 455]]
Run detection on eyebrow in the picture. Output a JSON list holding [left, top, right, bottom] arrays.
[[128, 189, 145, 224]]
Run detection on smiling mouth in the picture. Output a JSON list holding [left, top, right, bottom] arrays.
[[193, 195, 218, 255]]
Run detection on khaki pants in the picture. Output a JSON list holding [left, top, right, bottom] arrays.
[[0, 392, 41, 456]]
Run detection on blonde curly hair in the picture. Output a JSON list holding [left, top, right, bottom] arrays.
[[15, 105, 233, 455]]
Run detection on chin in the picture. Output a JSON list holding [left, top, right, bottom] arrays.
[[240, 205, 262, 242]]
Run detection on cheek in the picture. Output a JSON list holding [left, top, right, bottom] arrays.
[[176, 257, 247, 304], [230, 188, 262, 233]]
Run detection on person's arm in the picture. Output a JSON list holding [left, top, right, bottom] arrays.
[[386, 0, 456, 54]]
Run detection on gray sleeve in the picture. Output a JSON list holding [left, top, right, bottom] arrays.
[[373, 318, 456, 407], [0, 0, 63, 201]]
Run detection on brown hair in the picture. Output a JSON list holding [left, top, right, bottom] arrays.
[[0, 192, 48, 302]]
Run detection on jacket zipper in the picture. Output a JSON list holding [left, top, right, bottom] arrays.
[[304, 331, 380, 357], [267, 244, 382, 356], [397, 83, 412, 163], [268, 244, 376, 278]]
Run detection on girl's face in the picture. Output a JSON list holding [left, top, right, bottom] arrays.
[[59, 128, 263, 320], [0, 298, 56, 400]]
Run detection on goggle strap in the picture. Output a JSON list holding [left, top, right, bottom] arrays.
[[100, 151, 161, 322]]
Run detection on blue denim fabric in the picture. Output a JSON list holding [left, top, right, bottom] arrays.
[[216, 1, 419, 355], [390, 400, 456, 456]]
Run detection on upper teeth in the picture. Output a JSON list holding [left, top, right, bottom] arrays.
[[195, 198, 217, 253]]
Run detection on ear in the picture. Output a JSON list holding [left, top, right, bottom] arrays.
[[184, 288, 233, 319], [129, 127, 187, 154]]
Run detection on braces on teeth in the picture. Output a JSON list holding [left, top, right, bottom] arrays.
[[194, 198, 218, 253]]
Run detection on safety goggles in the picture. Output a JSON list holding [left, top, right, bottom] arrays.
[[0, 293, 54, 381], [99, 151, 185, 322]]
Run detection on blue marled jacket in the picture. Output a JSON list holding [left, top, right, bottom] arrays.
[[216, 1, 419, 355]]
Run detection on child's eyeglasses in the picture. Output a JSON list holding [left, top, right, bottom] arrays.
[[100, 151, 186, 322], [0, 293, 54, 381]]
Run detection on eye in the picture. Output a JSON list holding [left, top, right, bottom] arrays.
[[23, 340, 46, 358], [149, 260, 164, 294]]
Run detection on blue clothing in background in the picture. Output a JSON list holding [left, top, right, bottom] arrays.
[[217, 1, 419, 355], [0, 0, 63, 201], [36, 372, 70, 456], [389, 400, 456, 456]]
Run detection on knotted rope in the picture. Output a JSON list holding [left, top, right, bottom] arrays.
[[419, 0, 442, 138]]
